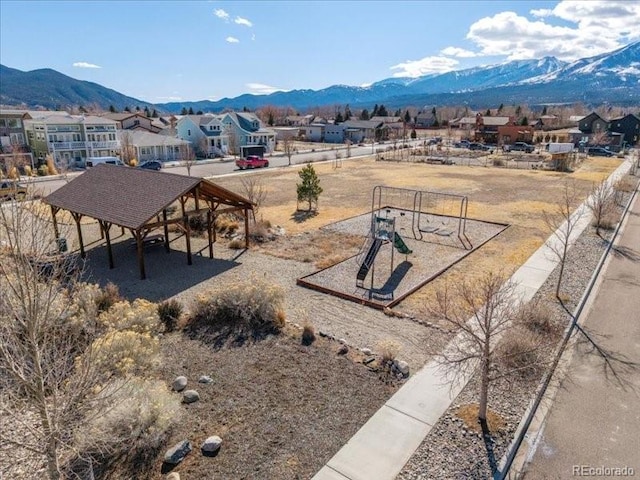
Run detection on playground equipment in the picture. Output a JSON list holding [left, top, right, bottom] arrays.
[[356, 208, 413, 289], [370, 185, 470, 248]]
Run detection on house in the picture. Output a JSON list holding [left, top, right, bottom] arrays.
[[539, 114, 560, 128], [286, 114, 315, 126], [303, 123, 325, 142], [119, 130, 190, 163], [324, 124, 346, 143], [497, 125, 534, 145], [222, 112, 277, 154], [272, 127, 300, 141], [102, 112, 161, 133], [24, 113, 119, 167], [472, 114, 513, 144], [342, 120, 387, 143], [370, 116, 402, 124], [0, 109, 29, 152], [415, 113, 438, 128], [608, 113, 640, 146], [577, 112, 608, 135]]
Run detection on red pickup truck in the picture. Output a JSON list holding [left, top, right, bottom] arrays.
[[235, 155, 269, 170]]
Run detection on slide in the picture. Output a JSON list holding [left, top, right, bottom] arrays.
[[393, 232, 412, 255], [356, 238, 383, 286]]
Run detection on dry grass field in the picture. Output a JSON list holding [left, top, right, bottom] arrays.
[[214, 155, 620, 313]]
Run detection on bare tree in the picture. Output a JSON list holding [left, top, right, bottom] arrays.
[[586, 178, 616, 236], [197, 135, 209, 159], [240, 176, 268, 221], [179, 143, 196, 176], [224, 124, 240, 158], [542, 180, 584, 298], [282, 135, 295, 166], [430, 270, 518, 424], [119, 131, 136, 165]]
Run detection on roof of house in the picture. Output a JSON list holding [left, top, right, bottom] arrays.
[[44, 164, 252, 230], [101, 113, 142, 121], [568, 115, 586, 122], [342, 120, 383, 129], [370, 116, 402, 123], [121, 130, 189, 147]]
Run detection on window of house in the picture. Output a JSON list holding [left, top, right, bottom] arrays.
[[0, 119, 6, 127], [7, 119, 19, 128], [188, 129, 191, 136]]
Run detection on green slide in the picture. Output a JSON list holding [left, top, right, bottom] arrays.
[[393, 232, 412, 254]]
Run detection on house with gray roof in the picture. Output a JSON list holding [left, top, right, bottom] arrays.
[[119, 130, 190, 163], [342, 120, 387, 143]]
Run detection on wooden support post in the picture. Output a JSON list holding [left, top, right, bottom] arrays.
[[135, 230, 146, 280], [244, 208, 250, 249], [99, 223, 104, 239], [100, 221, 114, 269], [194, 186, 200, 211], [180, 196, 186, 217], [184, 216, 192, 265], [71, 212, 85, 258], [121, 226, 125, 236], [207, 210, 213, 259], [162, 209, 170, 253], [50, 205, 60, 239]]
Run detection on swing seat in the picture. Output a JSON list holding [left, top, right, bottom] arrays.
[[419, 226, 439, 234], [435, 229, 453, 236]]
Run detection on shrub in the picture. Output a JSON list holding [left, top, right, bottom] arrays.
[[190, 279, 285, 338], [497, 327, 543, 380], [74, 378, 181, 465], [515, 299, 560, 336], [215, 214, 239, 234], [98, 298, 161, 335], [188, 213, 208, 234], [96, 282, 123, 314], [228, 238, 244, 249], [158, 299, 183, 332], [492, 158, 505, 167], [250, 220, 271, 241], [301, 323, 316, 345], [377, 339, 400, 365], [90, 330, 159, 376], [37, 165, 49, 176]]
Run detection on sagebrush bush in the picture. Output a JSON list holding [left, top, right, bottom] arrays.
[[228, 238, 244, 249], [515, 299, 560, 336], [96, 282, 123, 313], [188, 213, 208, 234], [301, 323, 316, 345], [158, 299, 183, 332], [191, 279, 285, 337], [75, 378, 181, 460], [98, 298, 161, 335], [215, 214, 239, 234], [377, 339, 400, 364]]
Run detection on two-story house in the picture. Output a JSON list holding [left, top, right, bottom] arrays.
[[24, 113, 119, 167], [102, 112, 161, 133], [578, 112, 608, 135], [608, 114, 640, 147], [342, 120, 387, 143]]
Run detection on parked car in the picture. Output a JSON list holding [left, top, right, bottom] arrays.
[[138, 160, 162, 171], [504, 142, 535, 153], [587, 147, 614, 157], [454, 140, 471, 148], [235, 155, 269, 170], [0, 180, 28, 201], [468, 142, 492, 151]]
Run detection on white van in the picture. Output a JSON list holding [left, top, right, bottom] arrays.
[[86, 156, 125, 168]]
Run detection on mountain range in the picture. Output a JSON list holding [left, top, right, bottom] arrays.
[[1, 42, 638, 113]]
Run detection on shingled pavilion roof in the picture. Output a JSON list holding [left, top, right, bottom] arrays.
[[43, 164, 254, 279]]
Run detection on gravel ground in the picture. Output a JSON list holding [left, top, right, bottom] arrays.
[[397, 190, 634, 479]]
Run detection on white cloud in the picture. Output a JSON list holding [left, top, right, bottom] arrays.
[[214, 8, 229, 21], [245, 83, 285, 94], [226, 36, 239, 43], [235, 16, 253, 27], [390, 56, 459, 78], [251, 33, 256, 41], [440, 46, 478, 58], [156, 96, 182, 101], [466, 1, 640, 61], [72, 61, 101, 69]]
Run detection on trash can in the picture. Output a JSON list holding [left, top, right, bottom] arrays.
[[57, 237, 68, 253]]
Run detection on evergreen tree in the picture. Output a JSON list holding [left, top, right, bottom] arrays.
[[151, 109, 158, 118], [180, 107, 188, 115], [431, 106, 437, 117], [411, 129, 417, 139], [109, 105, 117, 113], [297, 163, 323, 212], [196, 110, 203, 115], [485, 108, 491, 116], [394, 109, 402, 117], [78, 105, 87, 113], [144, 106, 150, 117], [542, 105, 548, 115], [404, 110, 411, 124], [135, 106, 141, 112], [521, 116, 529, 126], [378, 105, 388, 116], [124, 106, 131, 113], [498, 103, 504, 114], [335, 111, 344, 124], [344, 105, 352, 121], [359, 109, 370, 120], [243, 106, 249, 112], [188, 107, 195, 115], [268, 112, 274, 126], [372, 104, 379, 117], [515, 105, 522, 116]]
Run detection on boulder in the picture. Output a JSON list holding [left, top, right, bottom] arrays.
[[164, 440, 192, 465], [166, 473, 180, 480], [182, 390, 200, 404], [393, 360, 410, 377], [201, 435, 223, 456], [337, 344, 349, 355], [361, 348, 373, 356], [172, 376, 187, 392], [198, 375, 213, 384]]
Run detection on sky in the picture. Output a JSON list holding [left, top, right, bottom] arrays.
[[1, 1, 639, 104]]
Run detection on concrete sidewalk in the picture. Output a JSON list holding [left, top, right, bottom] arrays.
[[523, 187, 640, 478], [312, 159, 634, 480]]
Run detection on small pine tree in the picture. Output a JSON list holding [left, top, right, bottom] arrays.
[[515, 105, 522, 116], [344, 105, 352, 121], [411, 129, 417, 139], [372, 104, 379, 117], [124, 106, 131, 112], [378, 105, 388, 116], [188, 107, 195, 115], [360, 109, 370, 120], [404, 110, 411, 124], [268, 112, 274, 126], [498, 103, 504, 114], [144, 106, 150, 117], [297, 163, 323, 212], [196, 110, 203, 115], [485, 108, 491, 116], [521, 116, 529, 126], [335, 111, 344, 123], [394, 108, 402, 117], [151, 109, 158, 118], [542, 105, 548, 115], [135, 105, 141, 112], [181, 107, 188, 115], [109, 105, 117, 113]]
